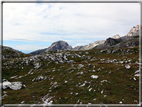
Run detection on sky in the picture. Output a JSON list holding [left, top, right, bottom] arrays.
[[3, 1, 140, 53]]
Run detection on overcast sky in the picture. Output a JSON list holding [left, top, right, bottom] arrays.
[[3, 1, 140, 53]]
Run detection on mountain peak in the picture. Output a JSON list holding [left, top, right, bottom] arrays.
[[52, 40, 67, 45], [45, 40, 72, 52], [111, 34, 120, 39], [125, 24, 140, 36]]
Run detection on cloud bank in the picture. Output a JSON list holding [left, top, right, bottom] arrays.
[[3, 2, 140, 53]]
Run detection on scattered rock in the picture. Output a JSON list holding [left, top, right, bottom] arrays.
[[2, 80, 22, 90], [2, 81, 12, 89], [9, 82, 22, 90], [125, 64, 131, 69], [78, 64, 84, 69], [34, 62, 41, 69], [91, 75, 98, 79]]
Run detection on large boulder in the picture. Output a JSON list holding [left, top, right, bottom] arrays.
[[9, 82, 23, 90], [2, 80, 22, 90]]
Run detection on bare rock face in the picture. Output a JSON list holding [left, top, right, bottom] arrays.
[[82, 40, 105, 50], [125, 24, 140, 36], [30, 41, 73, 55], [9, 82, 23, 90], [45, 41, 73, 52], [73, 46, 84, 51], [74, 40, 105, 50], [104, 37, 122, 46], [2, 79, 22, 90]]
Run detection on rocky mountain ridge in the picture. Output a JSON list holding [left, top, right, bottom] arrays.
[[30, 41, 72, 55], [2, 24, 140, 56], [45, 40, 72, 52], [29, 24, 140, 55], [125, 24, 140, 36], [77, 40, 105, 50]]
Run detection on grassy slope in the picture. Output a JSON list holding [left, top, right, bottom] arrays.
[[2, 46, 31, 58], [2, 46, 139, 104]]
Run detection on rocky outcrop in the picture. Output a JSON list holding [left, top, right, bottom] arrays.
[[125, 24, 141, 36], [95, 35, 139, 49], [82, 40, 105, 50], [1, 79, 22, 90], [119, 37, 139, 48], [30, 40, 73, 55], [111, 34, 120, 39], [73, 40, 105, 51], [95, 24, 140, 49], [73, 46, 84, 51], [2, 46, 28, 59], [45, 40, 72, 52], [104, 37, 122, 46], [29, 48, 47, 55]]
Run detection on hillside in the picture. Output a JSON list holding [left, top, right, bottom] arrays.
[[2, 46, 139, 104], [95, 35, 139, 49], [1, 24, 140, 105], [1, 46, 31, 59]]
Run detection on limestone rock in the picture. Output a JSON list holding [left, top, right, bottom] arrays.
[[125, 24, 141, 36], [78, 64, 84, 69], [2, 80, 22, 90], [111, 34, 120, 39], [9, 82, 22, 90], [45, 40, 73, 52], [125, 64, 130, 69]]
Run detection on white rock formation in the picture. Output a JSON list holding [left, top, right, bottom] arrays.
[[111, 34, 120, 39], [78, 64, 84, 69], [125, 24, 140, 36], [81, 40, 105, 50], [125, 64, 131, 69], [9, 82, 22, 90], [91, 75, 98, 79], [2, 81, 11, 89], [2, 81, 22, 90]]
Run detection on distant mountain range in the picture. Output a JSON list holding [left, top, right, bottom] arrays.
[[29, 24, 140, 55], [1, 24, 140, 57]]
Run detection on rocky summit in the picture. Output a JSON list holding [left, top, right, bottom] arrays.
[[111, 34, 120, 39], [45, 40, 73, 52], [125, 24, 140, 36], [30, 40, 72, 55], [1, 24, 140, 105]]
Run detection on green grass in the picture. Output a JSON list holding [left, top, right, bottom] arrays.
[[2, 46, 139, 104]]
